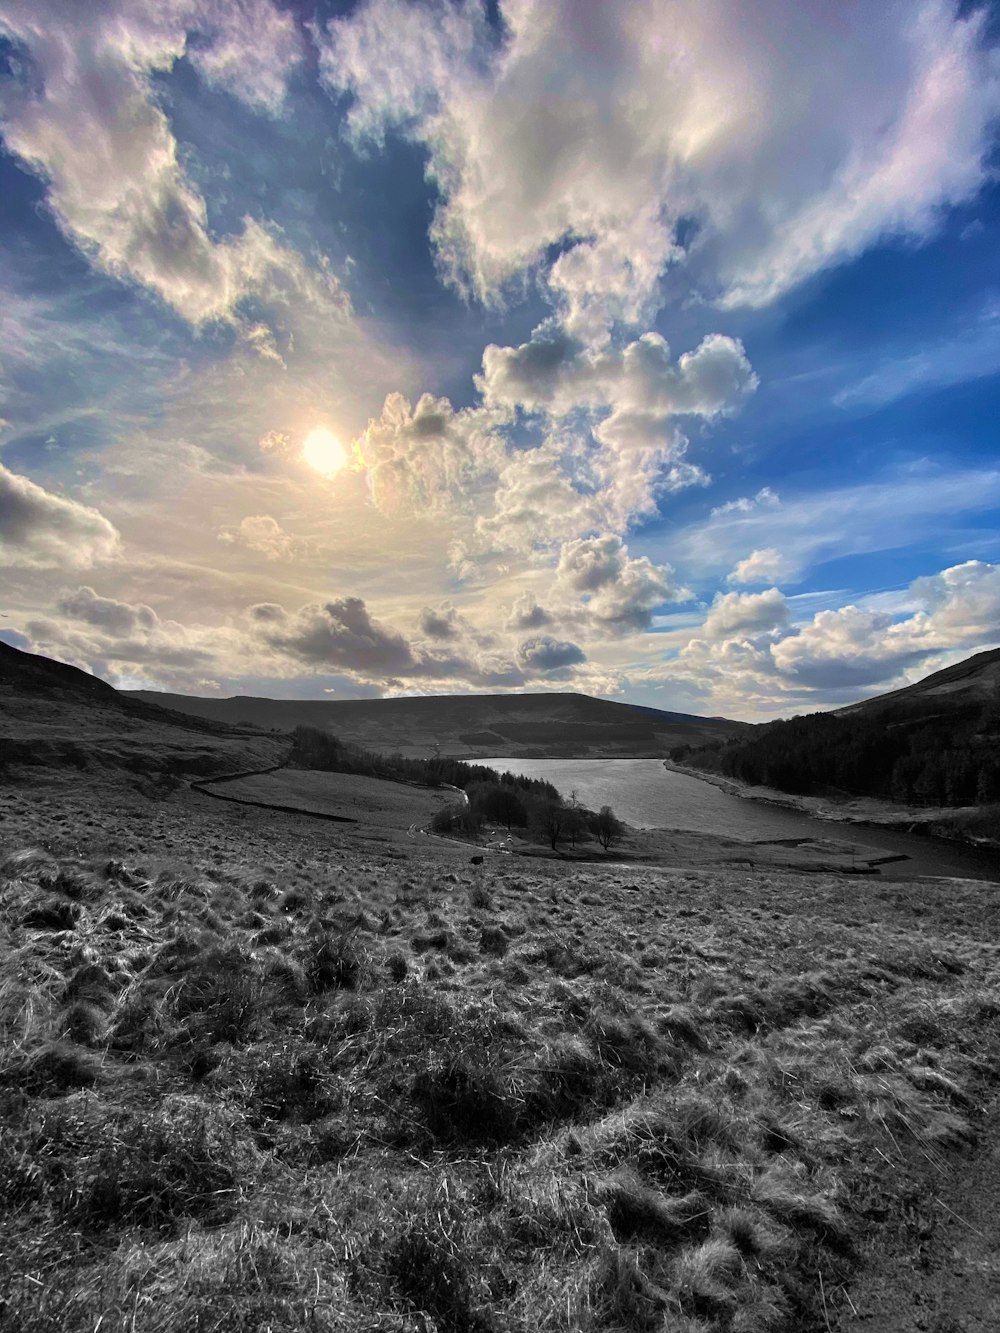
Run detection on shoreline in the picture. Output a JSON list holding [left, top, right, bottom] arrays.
[[662, 760, 1000, 854]]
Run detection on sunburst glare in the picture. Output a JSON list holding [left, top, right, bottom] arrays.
[[301, 428, 348, 478]]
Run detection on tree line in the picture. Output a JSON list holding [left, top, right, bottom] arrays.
[[671, 693, 1000, 807], [289, 725, 625, 851]]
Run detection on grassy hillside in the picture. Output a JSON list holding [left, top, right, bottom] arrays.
[[125, 688, 745, 760], [0, 642, 284, 781], [2, 777, 999, 1331]]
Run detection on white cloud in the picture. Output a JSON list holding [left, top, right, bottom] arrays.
[[320, 0, 1000, 329], [664, 559, 1000, 714], [0, 464, 121, 569], [711, 487, 780, 519], [354, 391, 507, 514], [185, 0, 303, 115], [217, 514, 305, 561], [702, 587, 789, 640], [675, 468, 1000, 582], [727, 547, 791, 586], [0, 0, 336, 325], [555, 533, 689, 635]]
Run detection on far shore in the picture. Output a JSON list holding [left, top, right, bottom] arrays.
[[663, 760, 999, 853]]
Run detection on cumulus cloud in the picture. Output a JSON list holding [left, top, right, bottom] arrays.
[[0, 0, 338, 325], [702, 588, 789, 640], [517, 635, 587, 672], [57, 586, 157, 635], [254, 595, 574, 689], [354, 392, 507, 514], [555, 533, 689, 634], [263, 597, 418, 675], [218, 514, 305, 561], [504, 593, 552, 632], [727, 548, 791, 586], [320, 0, 1000, 329], [664, 559, 1000, 715], [479, 329, 757, 422], [418, 603, 462, 640], [0, 464, 121, 569], [468, 331, 755, 554]]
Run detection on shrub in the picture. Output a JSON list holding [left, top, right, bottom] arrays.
[[303, 928, 369, 993]]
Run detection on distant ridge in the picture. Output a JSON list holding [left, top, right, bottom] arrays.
[[124, 688, 746, 760]]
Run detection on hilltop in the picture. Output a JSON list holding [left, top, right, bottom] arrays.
[[835, 645, 1000, 714], [0, 640, 283, 781], [122, 687, 744, 760]]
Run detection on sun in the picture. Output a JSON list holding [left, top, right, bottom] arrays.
[[301, 427, 348, 477]]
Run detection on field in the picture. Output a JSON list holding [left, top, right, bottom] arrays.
[[2, 774, 999, 1331], [206, 768, 457, 827]]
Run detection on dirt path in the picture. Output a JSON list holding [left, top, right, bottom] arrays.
[[841, 1100, 1000, 1330]]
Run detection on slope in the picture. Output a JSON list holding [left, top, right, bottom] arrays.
[[0, 641, 283, 779]]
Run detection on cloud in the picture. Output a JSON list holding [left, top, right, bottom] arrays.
[[320, 0, 1000, 329], [517, 634, 587, 672], [354, 391, 507, 514], [468, 330, 755, 554], [0, 0, 338, 325], [702, 588, 789, 640], [257, 596, 528, 688], [554, 533, 689, 634], [185, 0, 303, 115], [263, 596, 418, 675], [727, 548, 791, 586], [217, 514, 305, 561], [835, 303, 1000, 409], [711, 488, 781, 519], [418, 604, 462, 640], [479, 329, 757, 422], [663, 559, 1000, 715], [504, 593, 552, 631], [57, 586, 157, 635], [675, 468, 1000, 583], [0, 464, 121, 569]]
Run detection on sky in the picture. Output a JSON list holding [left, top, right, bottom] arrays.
[[0, 0, 999, 721]]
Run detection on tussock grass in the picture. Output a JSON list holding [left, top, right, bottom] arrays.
[[1, 808, 999, 1332]]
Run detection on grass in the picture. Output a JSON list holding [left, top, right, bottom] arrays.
[[1, 780, 999, 1331]]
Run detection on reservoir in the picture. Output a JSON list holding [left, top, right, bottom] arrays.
[[483, 757, 999, 883]]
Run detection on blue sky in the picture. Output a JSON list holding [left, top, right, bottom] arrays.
[[0, 0, 998, 719]]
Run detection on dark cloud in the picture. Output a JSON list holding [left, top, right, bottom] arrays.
[[58, 586, 157, 636], [265, 597, 417, 674], [418, 604, 461, 639], [517, 634, 586, 671], [0, 464, 120, 570]]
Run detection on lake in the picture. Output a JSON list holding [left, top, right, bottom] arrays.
[[482, 756, 1000, 883]]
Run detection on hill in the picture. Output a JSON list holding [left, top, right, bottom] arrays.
[[672, 646, 1000, 811], [123, 688, 744, 759], [836, 645, 1000, 714], [0, 641, 283, 780]]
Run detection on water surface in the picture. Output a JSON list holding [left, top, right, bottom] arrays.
[[484, 756, 999, 882]]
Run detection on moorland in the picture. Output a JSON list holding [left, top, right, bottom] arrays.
[[2, 641, 999, 1331]]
